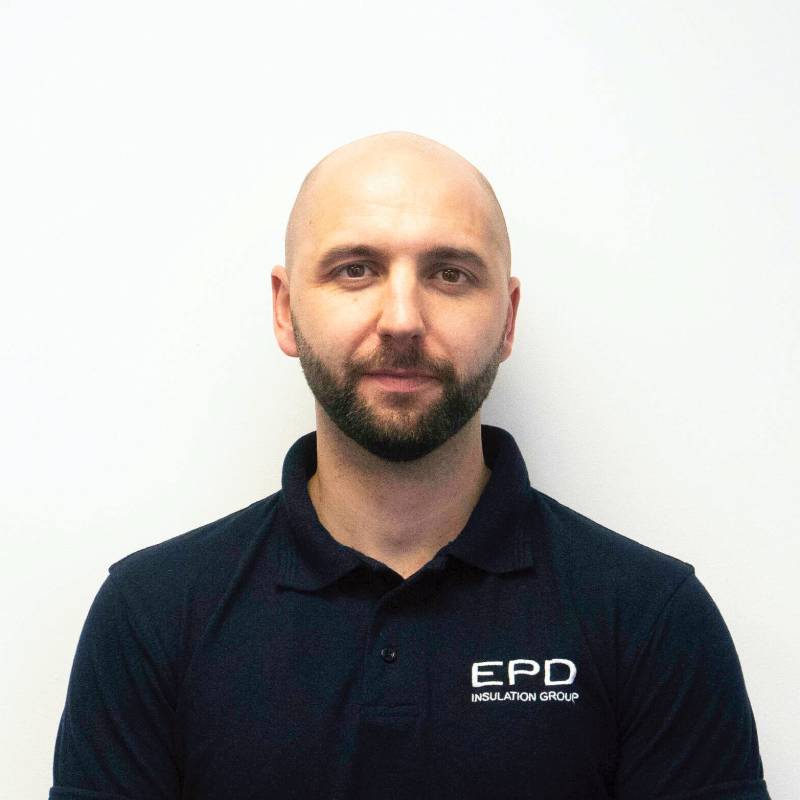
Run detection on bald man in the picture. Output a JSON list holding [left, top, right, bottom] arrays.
[[273, 131, 519, 579], [50, 132, 770, 800]]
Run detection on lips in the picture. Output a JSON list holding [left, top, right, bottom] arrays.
[[362, 371, 439, 392], [366, 370, 436, 379]]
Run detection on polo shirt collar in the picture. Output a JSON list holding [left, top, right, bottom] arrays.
[[276, 424, 535, 591]]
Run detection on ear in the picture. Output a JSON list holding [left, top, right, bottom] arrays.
[[271, 265, 299, 357], [500, 276, 521, 362]]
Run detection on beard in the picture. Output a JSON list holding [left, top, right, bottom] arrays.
[[291, 310, 505, 462]]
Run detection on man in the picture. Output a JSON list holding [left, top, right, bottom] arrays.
[[50, 132, 770, 799]]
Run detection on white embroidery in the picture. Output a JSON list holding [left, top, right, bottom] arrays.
[[471, 658, 577, 688], [470, 658, 580, 703]]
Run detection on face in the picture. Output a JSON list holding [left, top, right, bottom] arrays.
[[273, 145, 520, 462]]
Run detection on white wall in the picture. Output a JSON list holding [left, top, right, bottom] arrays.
[[1, 1, 797, 797]]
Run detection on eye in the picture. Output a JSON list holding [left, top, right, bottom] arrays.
[[336, 262, 374, 279], [435, 267, 469, 285]]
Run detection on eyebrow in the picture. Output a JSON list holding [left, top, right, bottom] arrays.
[[316, 244, 490, 274]]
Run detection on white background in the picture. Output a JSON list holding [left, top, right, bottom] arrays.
[[1, 1, 797, 797]]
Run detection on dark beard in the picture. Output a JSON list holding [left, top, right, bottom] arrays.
[[291, 310, 504, 462]]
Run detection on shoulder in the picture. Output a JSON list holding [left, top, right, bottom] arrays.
[[529, 486, 693, 585], [108, 491, 282, 589], [526, 487, 698, 659], [103, 492, 283, 670]]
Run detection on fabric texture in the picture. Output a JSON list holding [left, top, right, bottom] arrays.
[[50, 425, 770, 799]]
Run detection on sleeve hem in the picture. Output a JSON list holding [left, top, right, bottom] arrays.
[[49, 786, 136, 800], [650, 777, 770, 800]]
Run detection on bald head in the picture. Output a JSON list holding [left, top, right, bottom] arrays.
[[284, 131, 511, 279]]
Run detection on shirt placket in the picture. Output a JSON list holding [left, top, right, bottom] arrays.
[[345, 555, 448, 797]]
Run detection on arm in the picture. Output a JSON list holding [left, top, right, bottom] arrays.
[[50, 574, 181, 800], [614, 572, 770, 799]]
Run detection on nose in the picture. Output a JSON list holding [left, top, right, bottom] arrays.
[[375, 263, 426, 344]]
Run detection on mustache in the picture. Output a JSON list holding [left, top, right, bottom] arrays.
[[352, 344, 455, 380]]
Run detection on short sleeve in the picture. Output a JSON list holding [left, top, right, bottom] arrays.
[[50, 573, 181, 800], [614, 571, 770, 800]]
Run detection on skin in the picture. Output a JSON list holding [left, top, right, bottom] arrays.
[[272, 131, 520, 579]]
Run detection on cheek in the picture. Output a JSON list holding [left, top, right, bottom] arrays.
[[299, 300, 371, 360], [437, 303, 503, 361]]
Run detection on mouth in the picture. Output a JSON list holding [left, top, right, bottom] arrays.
[[362, 371, 440, 393]]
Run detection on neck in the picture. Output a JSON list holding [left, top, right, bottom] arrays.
[[307, 409, 491, 580]]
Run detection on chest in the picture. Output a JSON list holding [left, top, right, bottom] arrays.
[[176, 570, 617, 799]]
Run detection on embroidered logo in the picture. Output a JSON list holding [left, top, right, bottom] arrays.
[[470, 659, 580, 704]]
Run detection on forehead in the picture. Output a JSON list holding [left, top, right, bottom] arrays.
[[299, 154, 500, 262]]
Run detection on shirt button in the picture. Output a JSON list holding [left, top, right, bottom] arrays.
[[381, 646, 398, 663]]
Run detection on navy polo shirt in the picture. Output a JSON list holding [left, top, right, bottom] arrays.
[[50, 425, 770, 800]]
